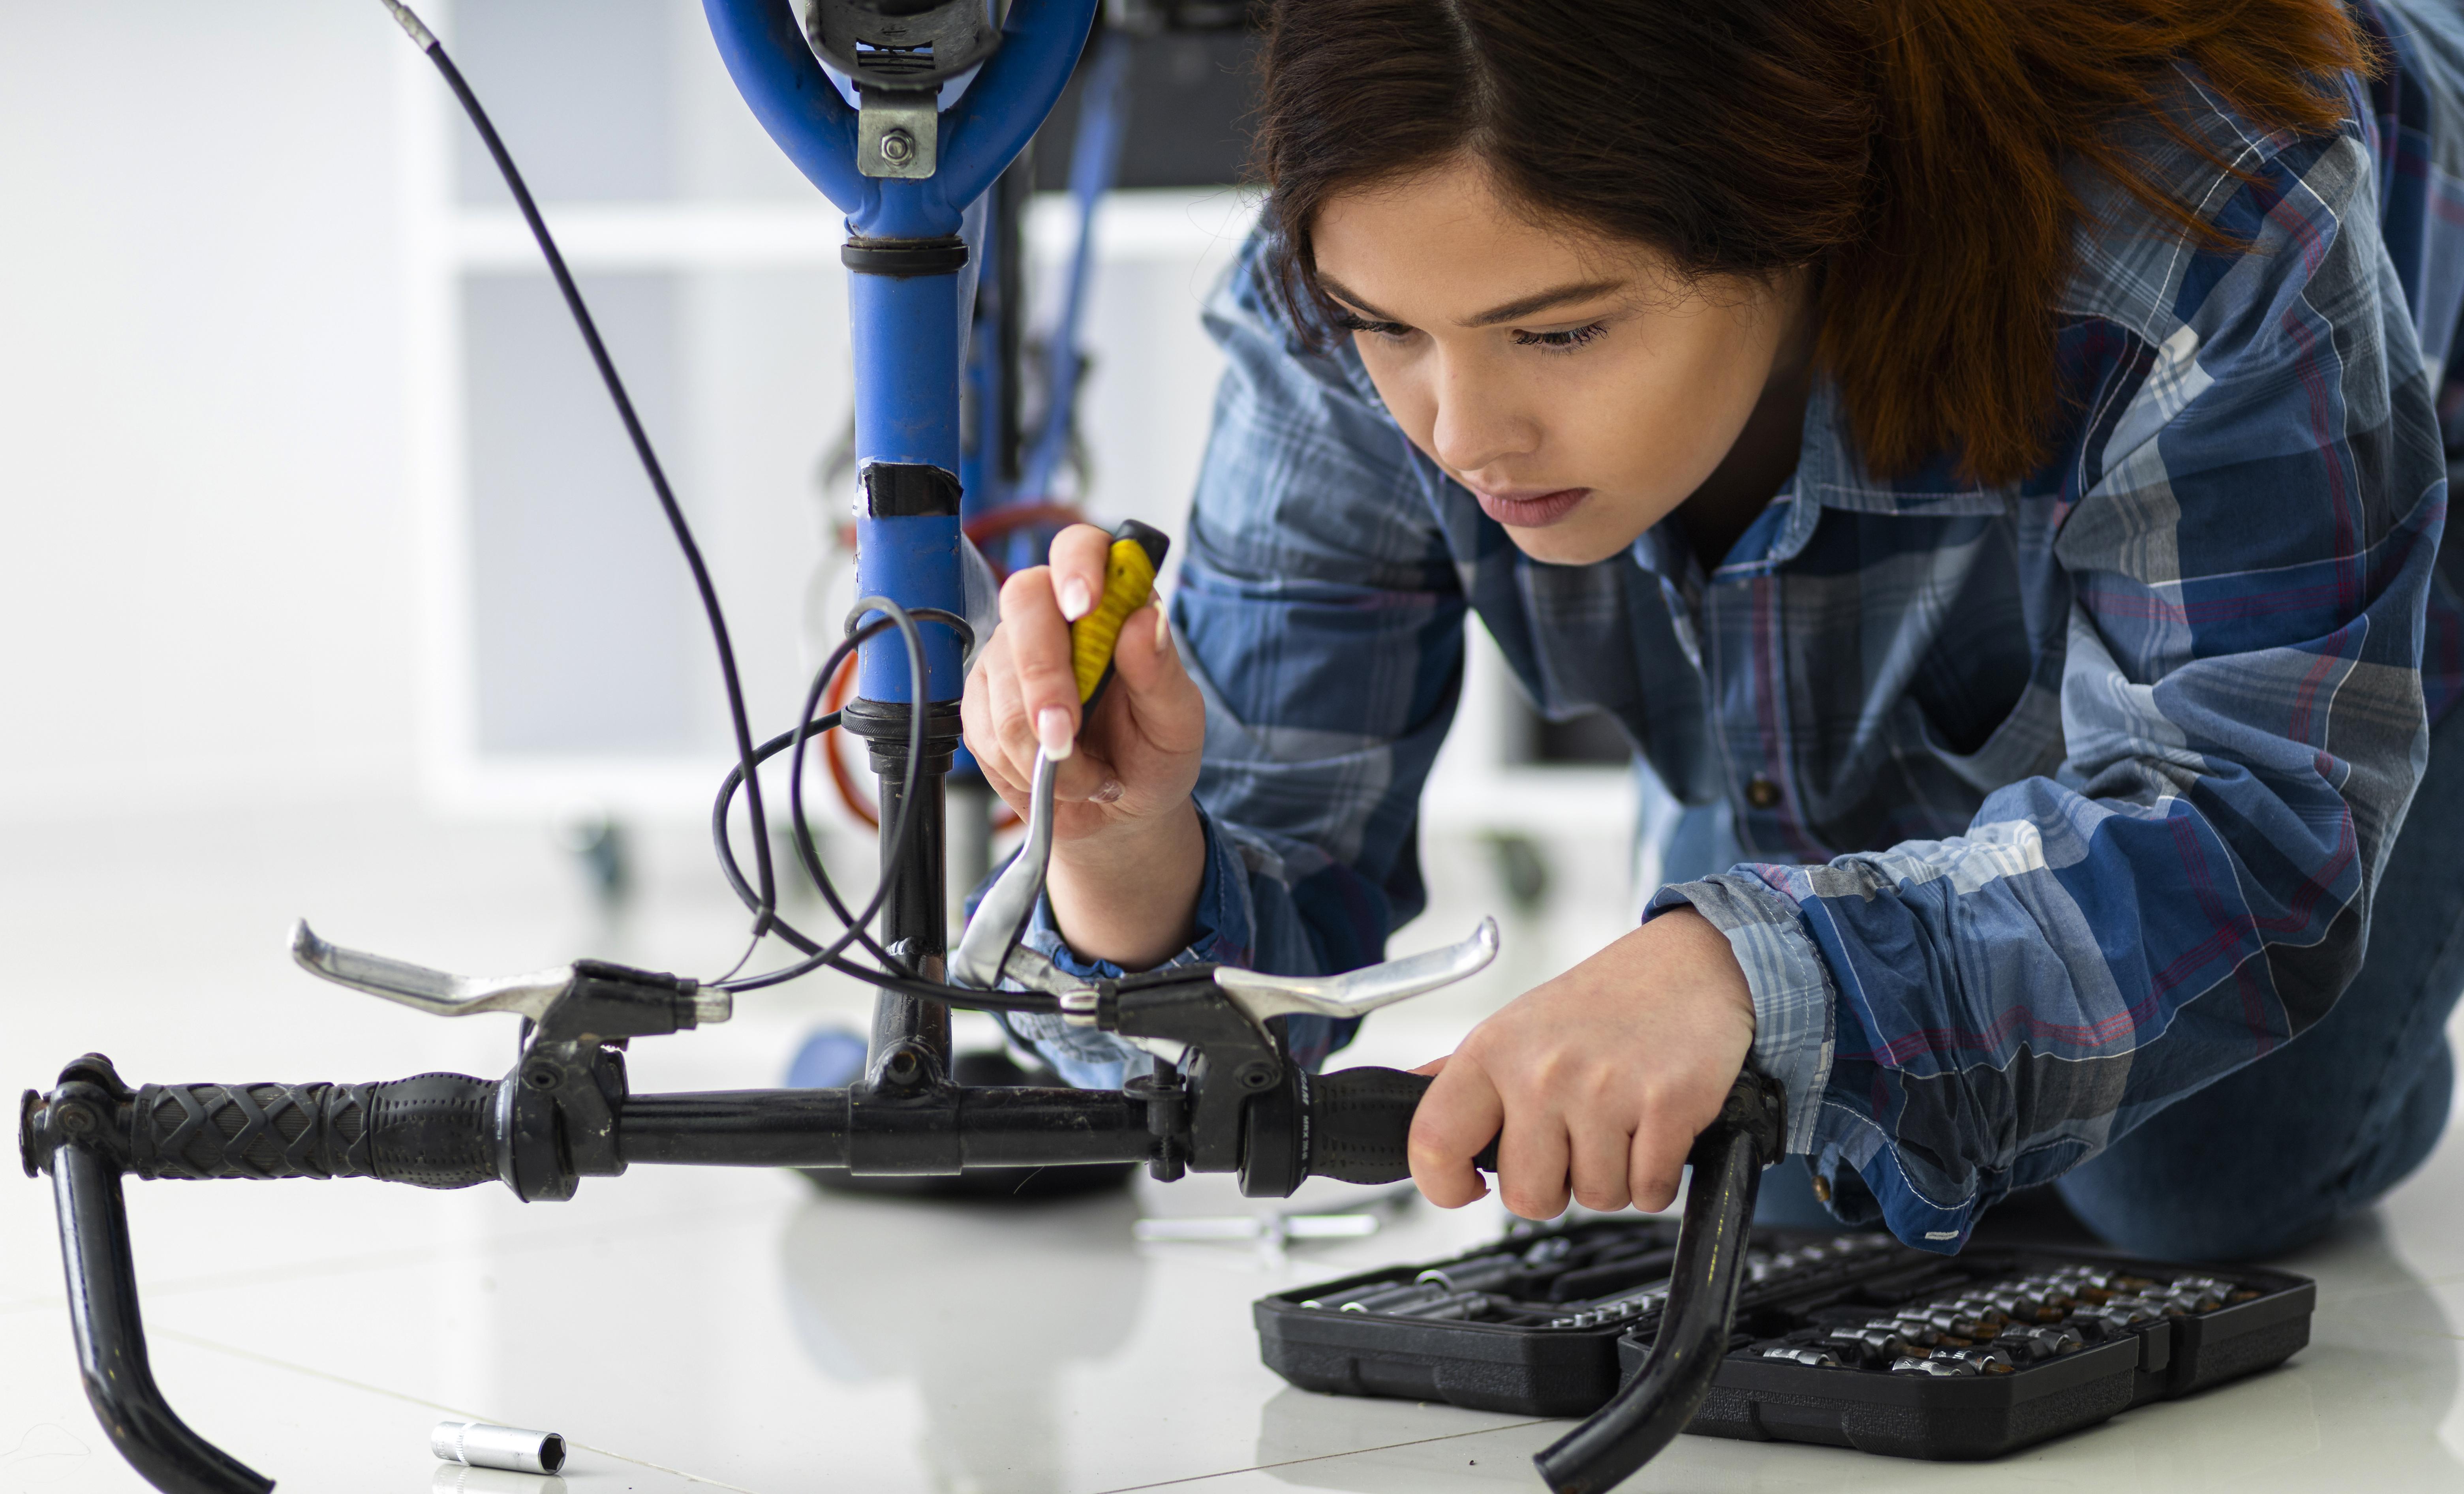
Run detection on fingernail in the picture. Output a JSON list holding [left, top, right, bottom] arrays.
[[1091, 778, 1124, 804], [1058, 577, 1094, 621], [1152, 608, 1170, 651], [1035, 706, 1075, 760]]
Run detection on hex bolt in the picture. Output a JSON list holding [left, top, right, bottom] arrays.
[[879, 129, 915, 166], [523, 1066, 559, 1091], [1240, 1064, 1273, 1090], [56, 1104, 94, 1136]]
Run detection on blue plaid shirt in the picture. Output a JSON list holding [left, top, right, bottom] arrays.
[[1013, 0, 2464, 1252]]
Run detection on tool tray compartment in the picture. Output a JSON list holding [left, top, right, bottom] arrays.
[[1255, 1220, 2313, 1460]]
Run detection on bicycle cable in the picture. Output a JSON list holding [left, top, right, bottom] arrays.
[[381, 0, 1051, 1014]]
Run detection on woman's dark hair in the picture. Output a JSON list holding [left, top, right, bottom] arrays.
[[1255, 0, 2371, 485]]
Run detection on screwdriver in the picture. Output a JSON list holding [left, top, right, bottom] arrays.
[[950, 519, 1170, 991], [1070, 519, 1170, 710]]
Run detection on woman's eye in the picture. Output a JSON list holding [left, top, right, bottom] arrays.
[[1512, 322, 1610, 352], [1333, 312, 1414, 341]]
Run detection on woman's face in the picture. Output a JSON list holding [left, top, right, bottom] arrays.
[[1311, 158, 1810, 565]]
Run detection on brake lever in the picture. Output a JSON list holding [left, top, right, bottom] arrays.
[[289, 921, 732, 1031], [290, 920, 571, 1020], [1213, 919, 1499, 1024], [949, 745, 1061, 992]]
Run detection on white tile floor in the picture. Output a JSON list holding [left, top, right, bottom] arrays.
[[7, 801, 2464, 1493]]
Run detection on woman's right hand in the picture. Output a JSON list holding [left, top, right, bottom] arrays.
[[960, 523, 1209, 968]]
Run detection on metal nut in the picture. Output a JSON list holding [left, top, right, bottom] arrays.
[[879, 129, 915, 165]]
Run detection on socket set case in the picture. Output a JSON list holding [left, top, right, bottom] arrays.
[[1255, 1219, 2315, 1459]]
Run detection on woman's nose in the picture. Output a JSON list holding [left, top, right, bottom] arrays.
[[1427, 356, 1538, 476]]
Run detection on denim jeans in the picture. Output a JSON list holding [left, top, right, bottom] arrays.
[[1750, 703, 2464, 1261]]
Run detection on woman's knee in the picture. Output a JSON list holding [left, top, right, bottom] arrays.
[[2056, 1046, 2455, 1261]]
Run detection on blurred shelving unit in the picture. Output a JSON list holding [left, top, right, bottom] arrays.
[[396, 0, 852, 823], [398, 0, 1658, 938]]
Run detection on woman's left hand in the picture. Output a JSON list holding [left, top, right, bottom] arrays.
[[1408, 908, 1757, 1217]]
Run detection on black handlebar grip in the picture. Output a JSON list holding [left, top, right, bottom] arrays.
[[128, 1074, 501, 1189], [1304, 1067, 1499, 1185]]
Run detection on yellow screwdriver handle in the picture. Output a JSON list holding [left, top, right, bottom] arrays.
[[1070, 520, 1171, 706]]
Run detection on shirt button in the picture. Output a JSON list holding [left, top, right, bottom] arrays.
[[1745, 776, 1782, 810]]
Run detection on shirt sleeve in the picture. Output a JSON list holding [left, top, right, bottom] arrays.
[[1000, 237, 1472, 1084], [1654, 123, 2450, 1252]]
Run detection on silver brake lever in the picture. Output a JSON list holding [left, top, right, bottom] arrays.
[[290, 920, 574, 1021], [1213, 918, 1499, 1023], [950, 745, 1060, 991], [948, 749, 1499, 1026]]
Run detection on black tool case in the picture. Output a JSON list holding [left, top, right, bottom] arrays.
[[1255, 1220, 2314, 1460]]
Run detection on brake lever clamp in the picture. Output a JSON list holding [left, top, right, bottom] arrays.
[[999, 918, 1502, 1193], [290, 922, 731, 1200]]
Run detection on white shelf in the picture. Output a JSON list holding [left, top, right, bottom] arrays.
[[448, 203, 850, 270]]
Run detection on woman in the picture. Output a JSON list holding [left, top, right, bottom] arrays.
[[964, 0, 2464, 1259]]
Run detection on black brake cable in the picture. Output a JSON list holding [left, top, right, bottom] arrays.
[[383, 0, 779, 926], [382, 0, 1054, 1016]]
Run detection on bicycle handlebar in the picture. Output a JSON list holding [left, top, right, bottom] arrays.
[[25, 1051, 1763, 1494], [1294, 1067, 1499, 1184], [122, 1075, 500, 1188]]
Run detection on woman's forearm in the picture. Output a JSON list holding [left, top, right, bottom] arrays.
[[1042, 797, 1207, 970]]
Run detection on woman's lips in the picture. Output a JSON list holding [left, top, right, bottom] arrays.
[[1470, 485, 1591, 528]]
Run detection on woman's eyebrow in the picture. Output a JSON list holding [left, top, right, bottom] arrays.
[[1318, 275, 1403, 323], [1463, 279, 1627, 327], [1318, 274, 1628, 328]]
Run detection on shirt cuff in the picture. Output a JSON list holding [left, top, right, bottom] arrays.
[[1645, 871, 1836, 1158], [989, 801, 1255, 1088], [1016, 799, 1253, 979]]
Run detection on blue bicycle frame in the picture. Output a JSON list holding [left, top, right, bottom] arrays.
[[704, 0, 1099, 706], [701, 0, 1101, 1076]]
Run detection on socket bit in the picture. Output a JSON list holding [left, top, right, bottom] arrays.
[[1308, 1280, 1441, 1313], [2103, 1293, 2191, 1319], [1909, 1306, 1991, 1339], [2011, 1278, 2081, 1310], [1822, 1327, 1918, 1366], [1384, 1288, 1495, 1320], [1999, 1324, 2087, 1360], [1761, 1346, 1844, 1368], [1877, 1317, 1942, 1347], [1521, 1236, 1577, 1268], [1416, 1257, 1524, 1291], [2055, 1267, 2154, 1293], [1891, 1355, 1977, 1377], [431, 1421, 566, 1476], [1976, 1289, 2060, 1322], [2071, 1301, 2160, 1336], [1932, 1347, 2017, 1374]]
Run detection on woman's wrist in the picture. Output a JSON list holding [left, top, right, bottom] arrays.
[[1043, 796, 1207, 970]]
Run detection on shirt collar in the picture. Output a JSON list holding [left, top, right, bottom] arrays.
[[1628, 378, 2012, 582]]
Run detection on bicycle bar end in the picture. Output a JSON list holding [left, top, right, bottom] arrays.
[[1531, 1068, 1785, 1494], [29, 1056, 277, 1494]]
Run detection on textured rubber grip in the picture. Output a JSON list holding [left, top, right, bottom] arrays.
[[1305, 1067, 1498, 1185], [128, 1073, 500, 1189]]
